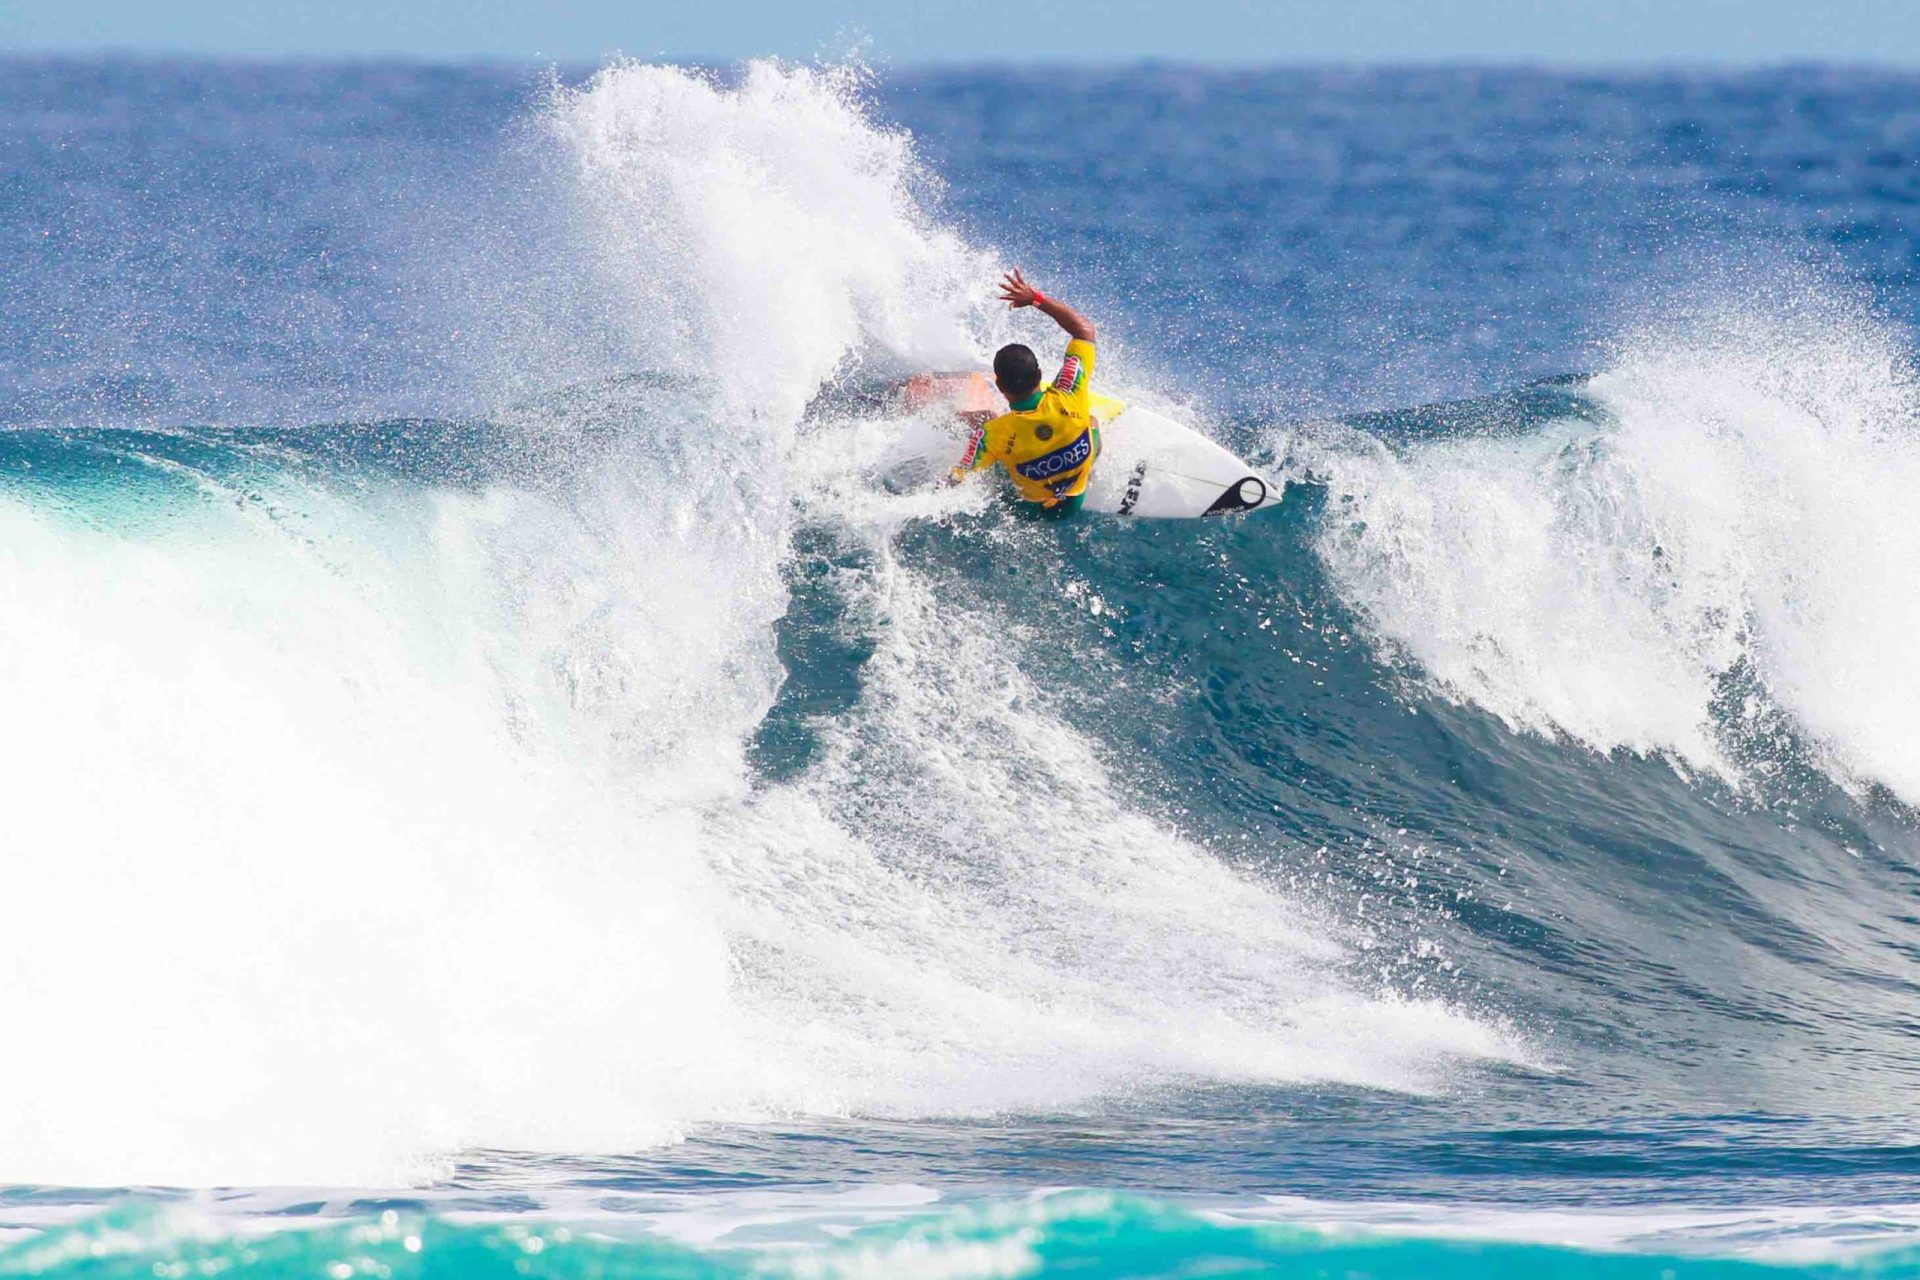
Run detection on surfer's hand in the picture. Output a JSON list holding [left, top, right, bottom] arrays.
[[998, 269, 1040, 308], [1002, 274, 1095, 341]]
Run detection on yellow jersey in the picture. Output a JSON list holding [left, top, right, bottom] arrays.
[[955, 338, 1105, 506]]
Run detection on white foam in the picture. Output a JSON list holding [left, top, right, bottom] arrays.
[[0, 456, 777, 1185], [711, 546, 1527, 1116], [1307, 291, 1920, 803]]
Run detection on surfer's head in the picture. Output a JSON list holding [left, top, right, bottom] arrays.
[[993, 343, 1042, 402]]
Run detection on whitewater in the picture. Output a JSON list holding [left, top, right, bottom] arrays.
[[3, 54, 1920, 1278]]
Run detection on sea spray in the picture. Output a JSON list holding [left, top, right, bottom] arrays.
[[540, 59, 993, 418]]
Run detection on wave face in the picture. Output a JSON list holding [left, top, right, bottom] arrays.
[[5, 54, 1920, 1274]]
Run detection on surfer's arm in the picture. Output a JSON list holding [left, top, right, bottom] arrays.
[[998, 269, 1095, 343]]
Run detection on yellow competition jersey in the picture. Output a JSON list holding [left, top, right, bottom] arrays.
[[956, 339, 1120, 505]]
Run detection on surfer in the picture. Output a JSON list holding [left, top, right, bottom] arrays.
[[950, 269, 1101, 517]]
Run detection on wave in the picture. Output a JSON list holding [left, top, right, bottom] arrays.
[[0, 61, 1520, 1188], [1298, 289, 1920, 807]]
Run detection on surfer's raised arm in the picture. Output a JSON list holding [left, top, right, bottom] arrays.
[[998, 268, 1095, 343]]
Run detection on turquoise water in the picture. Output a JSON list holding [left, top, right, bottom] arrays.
[[10, 1194, 1920, 1279], [5, 56, 1920, 1276]]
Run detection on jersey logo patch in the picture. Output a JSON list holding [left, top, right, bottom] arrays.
[[1053, 356, 1082, 392], [1015, 428, 1093, 483]]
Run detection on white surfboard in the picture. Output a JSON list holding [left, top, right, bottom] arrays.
[[879, 374, 1280, 519], [1078, 401, 1280, 517]]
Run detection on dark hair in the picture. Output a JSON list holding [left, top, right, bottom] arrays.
[[993, 343, 1042, 398]]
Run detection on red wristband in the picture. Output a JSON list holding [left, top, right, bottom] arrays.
[[1030, 289, 1047, 305]]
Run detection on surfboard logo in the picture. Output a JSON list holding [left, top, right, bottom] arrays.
[[1053, 355, 1082, 392], [1117, 460, 1149, 515], [1015, 428, 1093, 482]]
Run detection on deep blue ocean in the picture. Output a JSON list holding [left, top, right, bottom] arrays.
[[5, 55, 1920, 1278]]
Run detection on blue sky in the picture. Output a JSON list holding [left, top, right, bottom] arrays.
[[1, 0, 1916, 65]]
